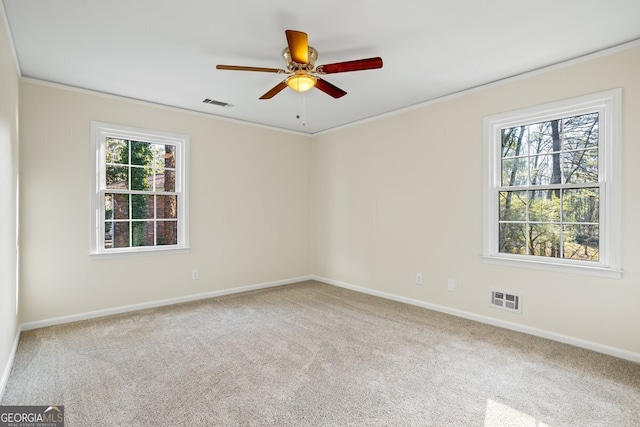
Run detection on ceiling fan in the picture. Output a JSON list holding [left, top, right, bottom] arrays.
[[216, 30, 383, 100]]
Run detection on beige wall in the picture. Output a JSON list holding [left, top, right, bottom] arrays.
[[0, 9, 20, 392], [312, 45, 640, 355], [18, 82, 312, 323]]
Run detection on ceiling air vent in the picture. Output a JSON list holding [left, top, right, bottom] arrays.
[[489, 289, 522, 314], [202, 98, 232, 107]]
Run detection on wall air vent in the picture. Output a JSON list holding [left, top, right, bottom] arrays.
[[489, 289, 522, 314], [202, 98, 233, 107]]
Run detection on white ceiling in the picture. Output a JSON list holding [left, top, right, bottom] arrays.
[[3, 0, 640, 134]]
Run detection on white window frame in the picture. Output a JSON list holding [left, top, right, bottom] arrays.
[[482, 89, 622, 279], [90, 122, 190, 258]]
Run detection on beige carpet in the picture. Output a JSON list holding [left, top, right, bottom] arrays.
[[2, 281, 639, 426]]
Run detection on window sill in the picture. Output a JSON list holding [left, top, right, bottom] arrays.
[[90, 247, 190, 260], [481, 255, 622, 279]]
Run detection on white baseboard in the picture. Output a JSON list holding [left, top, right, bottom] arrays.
[[21, 275, 313, 331], [312, 276, 640, 364], [0, 327, 21, 402]]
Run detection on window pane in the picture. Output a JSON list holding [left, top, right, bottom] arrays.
[[529, 190, 560, 222], [563, 224, 599, 261], [563, 188, 599, 223], [530, 154, 561, 186], [130, 166, 149, 191], [499, 191, 526, 221], [105, 194, 113, 220], [157, 221, 178, 245], [156, 195, 177, 219], [106, 165, 128, 189], [105, 138, 128, 164], [501, 127, 525, 158], [563, 113, 598, 151], [163, 169, 176, 192], [148, 170, 162, 191], [150, 144, 167, 167], [499, 223, 527, 254], [562, 148, 598, 184], [148, 169, 176, 192], [164, 145, 176, 169], [104, 222, 113, 248], [113, 194, 129, 219], [501, 158, 527, 186], [529, 223, 560, 258], [132, 221, 153, 247], [112, 222, 130, 248], [524, 122, 553, 156], [130, 141, 152, 166], [132, 194, 154, 219]]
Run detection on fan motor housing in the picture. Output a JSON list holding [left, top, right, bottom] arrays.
[[282, 46, 318, 71]]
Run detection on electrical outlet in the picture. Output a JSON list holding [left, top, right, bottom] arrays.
[[191, 269, 199, 280], [416, 273, 423, 285], [447, 278, 455, 291]]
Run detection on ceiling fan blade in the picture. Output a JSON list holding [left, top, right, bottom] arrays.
[[317, 57, 383, 74], [259, 81, 288, 99], [216, 65, 286, 73], [285, 30, 309, 64], [315, 78, 347, 99]]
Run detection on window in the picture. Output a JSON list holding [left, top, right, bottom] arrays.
[[483, 89, 621, 278], [90, 122, 189, 257]]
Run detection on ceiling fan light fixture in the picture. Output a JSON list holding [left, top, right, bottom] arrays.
[[216, 30, 382, 100], [286, 74, 317, 92]]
